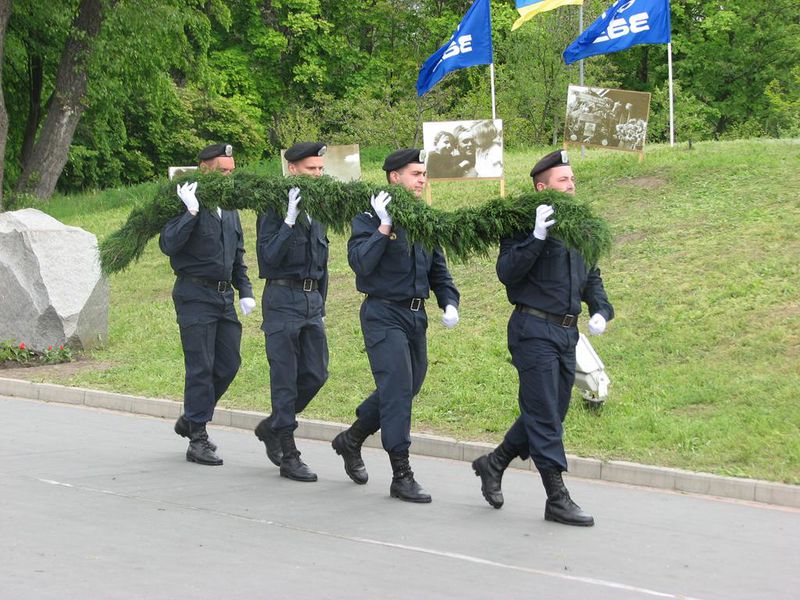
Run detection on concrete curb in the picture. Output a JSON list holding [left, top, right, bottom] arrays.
[[2, 376, 798, 509]]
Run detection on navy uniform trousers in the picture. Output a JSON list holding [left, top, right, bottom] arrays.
[[173, 279, 242, 423], [502, 309, 579, 473], [262, 283, 328, 431], [355, 297, 428, 454]]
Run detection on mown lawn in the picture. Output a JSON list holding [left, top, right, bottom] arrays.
[[21, 138, 800, 484]]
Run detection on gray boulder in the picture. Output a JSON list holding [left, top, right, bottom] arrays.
[[0, 208, 108, 351]]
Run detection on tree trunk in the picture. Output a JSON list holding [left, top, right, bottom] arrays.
[[637, 47, 650, 85], [0, 0, 13, 212], [14, 0, 104, 200], [20, 53, 44, 167]]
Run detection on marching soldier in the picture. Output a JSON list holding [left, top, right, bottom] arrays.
[[254, 142, 329, 482], [472, 150, 614, 525], [160, 143, 256, 466], [332, 148, 460, 503]]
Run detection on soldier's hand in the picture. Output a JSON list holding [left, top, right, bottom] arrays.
[[370, 190, 393, 227], [532, 204, 556, 240], [239, 297, 257, 317], [588, 313, 606, 335], [442, 304, 459, 328], [285, 187, 302, 226], [177, 182, 199, 215]]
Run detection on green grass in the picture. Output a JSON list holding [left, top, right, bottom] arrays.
[[22, 138, 800, 484]]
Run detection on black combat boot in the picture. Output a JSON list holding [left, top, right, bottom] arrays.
[[186, 421, 223, 466], [175, 414, 217, 451], [540, 469, 594, 526], [254, 415, 283, 466], [471, 440, 517, 509], [388, 452, 431, 503], [331, 421, 371, 484], [278, 428, 317, 482]]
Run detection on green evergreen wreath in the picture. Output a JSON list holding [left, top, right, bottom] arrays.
[[99, 172, 612, 275]]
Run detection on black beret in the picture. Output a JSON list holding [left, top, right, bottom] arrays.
[[382, 148, 427, 172], [198, 143, 233, 161], [530, 149, 570, 179], [284, 142, 327, 162]]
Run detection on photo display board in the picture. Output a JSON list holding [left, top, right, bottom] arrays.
[[565, 86, 651, 152], [423, 119, 504, 180]]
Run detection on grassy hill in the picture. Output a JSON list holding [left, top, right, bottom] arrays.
[[19, 138, 800, 484]]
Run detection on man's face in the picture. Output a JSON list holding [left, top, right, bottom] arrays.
[[200, 156, 235, 176], [287, 156, 325, 177], [536, 165, 576, 195], [457, 132, 475, 155], [390, 163, 427, 197]]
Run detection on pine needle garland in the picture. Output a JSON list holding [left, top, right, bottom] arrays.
[[99, 172, 612, 275]]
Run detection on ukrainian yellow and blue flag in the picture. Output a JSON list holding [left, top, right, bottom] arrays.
[[512, 0, 584, 31]]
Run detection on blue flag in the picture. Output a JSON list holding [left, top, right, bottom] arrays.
[[416, 0, 493, 96], [563, 0, 671, 65]]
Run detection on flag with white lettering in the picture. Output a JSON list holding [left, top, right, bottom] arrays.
[[512, 1, 584, 32], [563, 0, 671, 65], [416, 0, 493, 96]]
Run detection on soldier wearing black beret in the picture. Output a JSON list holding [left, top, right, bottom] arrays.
[[252, 142, 330, 482], [472, 149, 614, 526], [197, 142, 233, 164], [529, 149, 575, 193], [283, 141, 327, 170], [160, 143, 256, 466], [332, 148, 460, 503]]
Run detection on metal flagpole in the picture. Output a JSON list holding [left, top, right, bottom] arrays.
[[579, 5, 585, 157], [490, 62, 497, 119], [668, 42, 675, 147], [579, 6, 584, 87]]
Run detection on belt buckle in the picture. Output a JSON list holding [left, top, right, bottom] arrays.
[[410, 298, 421, 312], [561, 314, 575, 327], [217, 281, 229, 293], [302, 278, 313, 292]]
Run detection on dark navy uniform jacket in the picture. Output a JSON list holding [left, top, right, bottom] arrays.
[[256, 208, 329, 303], [497, 232, 613, 320], [348, 212, 459, 309], [159, 208, 253, 298]]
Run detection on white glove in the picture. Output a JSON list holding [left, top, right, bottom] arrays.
[[588, 313, 607, 336], [239, 297, 256, 317], [532, 204, 556, 240], [284, 187, 301, 226], [177, 182, 199, 214], [370, 190, 392, 227], [442, 304, 459, 328]]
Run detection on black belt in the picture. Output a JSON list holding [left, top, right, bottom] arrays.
[[269, 278, 319, 292], [177, 276, 232, 293], [371, 297, 425, 312], [516, 304, 577, 328]]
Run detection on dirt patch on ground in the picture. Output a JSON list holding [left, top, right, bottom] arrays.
[[0, 356, 114, 382], [617, 176, 667, 189], [614, 231, 648, 245]]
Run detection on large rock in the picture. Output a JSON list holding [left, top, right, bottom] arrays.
[[0, 208, 108, 351]]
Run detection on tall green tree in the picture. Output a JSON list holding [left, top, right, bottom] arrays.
[[607, 0, 800, 139], [0, 0, 12, 211], [14, 0, 109, 199], [3, 0, 798, 197]]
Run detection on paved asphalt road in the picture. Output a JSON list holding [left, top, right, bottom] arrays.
[[2, 395, 798, 600]]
